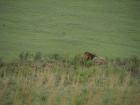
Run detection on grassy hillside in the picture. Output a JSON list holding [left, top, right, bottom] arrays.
[[0, 0, 140, 59], [0, 55, 140, 105]]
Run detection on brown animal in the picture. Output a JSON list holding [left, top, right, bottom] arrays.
[[84, 52, 96, 60], [94, 57, 107, 65]]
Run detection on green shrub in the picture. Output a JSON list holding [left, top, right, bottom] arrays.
[[34, 52, 42, 61]]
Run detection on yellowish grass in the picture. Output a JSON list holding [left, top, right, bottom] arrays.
[[0, 63, 139, 105]]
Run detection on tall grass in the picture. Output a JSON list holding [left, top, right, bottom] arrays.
[[0, 53, 140, 105]]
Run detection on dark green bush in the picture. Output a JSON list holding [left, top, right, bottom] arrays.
[[34, 52, 42, 61]]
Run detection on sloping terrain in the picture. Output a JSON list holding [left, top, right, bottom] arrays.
[[0, 0, 140, 59]]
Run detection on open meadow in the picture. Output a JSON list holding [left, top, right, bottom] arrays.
[[0, 0, 140, 105], [0, 0, 140, 59]]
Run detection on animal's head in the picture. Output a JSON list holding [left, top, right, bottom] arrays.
[[84, 52, 96, 60]]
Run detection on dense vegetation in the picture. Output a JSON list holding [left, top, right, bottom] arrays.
[[0, 53, 140, 105]]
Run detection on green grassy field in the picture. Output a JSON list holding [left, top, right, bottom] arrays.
[[0, 0, 140, 59], [0, 1, 140, 105]]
